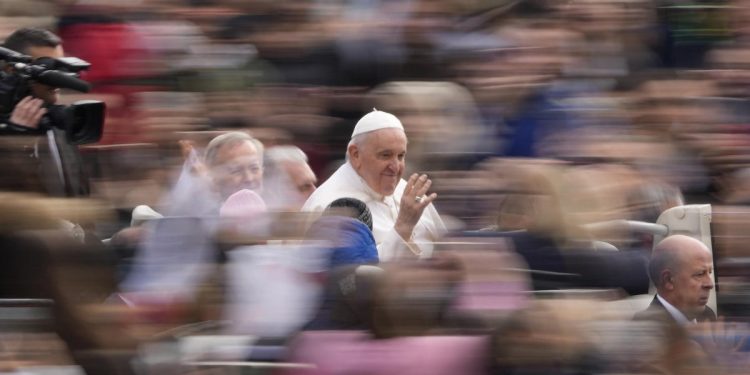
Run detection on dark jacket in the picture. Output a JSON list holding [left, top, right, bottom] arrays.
[[633, 295, 717, 324]]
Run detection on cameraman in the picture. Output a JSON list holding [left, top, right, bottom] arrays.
[[3, 28, 63, 129], [1, 28, 89, 197]]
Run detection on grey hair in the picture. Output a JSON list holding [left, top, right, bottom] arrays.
[[649, 247, 678, 289], [204, 131, 264, 167], [345, 132, 369, 161], [649, 235, 702, 289], [265, 145, 308, 165], [264, 145, 308, 175]]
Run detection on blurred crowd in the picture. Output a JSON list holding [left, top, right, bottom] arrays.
[[2, 0, 750, 374]]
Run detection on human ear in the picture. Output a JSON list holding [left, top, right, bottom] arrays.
[[348, 144, 361, 169], [662, 270, 674, 290]]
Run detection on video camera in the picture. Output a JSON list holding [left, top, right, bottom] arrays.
[[0, 46, 104, 145]]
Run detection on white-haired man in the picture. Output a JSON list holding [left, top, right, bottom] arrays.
[[203, 132, 264, 201], [635, 235, 716, 324], [302, 109, 446, 261], [165, 131, 264, 217], [263, 145, 317, 210]]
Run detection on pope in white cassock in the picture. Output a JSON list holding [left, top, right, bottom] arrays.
[[301, 109, 447, 261]]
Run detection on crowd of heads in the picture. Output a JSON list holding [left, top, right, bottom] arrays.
[[1, 0, 750, 373]]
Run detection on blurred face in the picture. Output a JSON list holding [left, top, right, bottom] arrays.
[[283, 160, 317, 199], [349, 128, 407, 196], [26, 45, 64, 104], [209, 140, 263, 200], [668, 244, 714, 318]]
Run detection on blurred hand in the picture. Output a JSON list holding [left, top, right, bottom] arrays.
[[395, 173, 437, 245], [9, 96, 46, 129], [179, 139, 194, 160], [178, 139, 207, 177], [692, 317, 748, 354]]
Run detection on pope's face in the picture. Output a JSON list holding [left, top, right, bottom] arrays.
[[349, 128, 407, 196], [209, 140, 263, 200], [27, 45, 64, 105]]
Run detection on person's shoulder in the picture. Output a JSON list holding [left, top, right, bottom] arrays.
[[301, 187, 330, 212], [632, 297, 668, 322], [301, 164, 360, 212], [318, 163, 357, 190], [633, 308, 665, 322]]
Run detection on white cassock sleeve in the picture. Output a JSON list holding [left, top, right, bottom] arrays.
[[370, 200, 446, 262], [378, 227, 417, 261]]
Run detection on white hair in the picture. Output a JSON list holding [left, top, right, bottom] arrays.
[[265, 145, 308, 165], [345, 132, 370, 162], [204, 131, 264, 167]]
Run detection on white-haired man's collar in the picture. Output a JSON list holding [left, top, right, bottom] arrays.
[[657, 294, 696, 325]]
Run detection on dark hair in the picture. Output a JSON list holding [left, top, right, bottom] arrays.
[[3, 28, 61, 54], [325, 197, 373, 232]]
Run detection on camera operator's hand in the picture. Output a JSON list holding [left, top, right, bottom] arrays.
[[9, 96, 47, 129]]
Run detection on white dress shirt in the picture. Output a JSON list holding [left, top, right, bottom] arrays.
[[657, 294, 696, 325]]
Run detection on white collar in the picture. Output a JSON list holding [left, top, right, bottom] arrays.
[[656, 294, 696, 325], [342, 162, 392, 203]]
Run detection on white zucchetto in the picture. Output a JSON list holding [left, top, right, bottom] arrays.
[[351, 109, 404, 139]]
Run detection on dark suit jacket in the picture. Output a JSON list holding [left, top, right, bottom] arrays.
[[633, 295, 716, 324]]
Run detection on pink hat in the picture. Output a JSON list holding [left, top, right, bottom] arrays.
[[220, 189, 267, 218]]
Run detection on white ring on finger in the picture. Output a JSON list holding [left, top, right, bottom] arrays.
[[415, 195, 424, 203]]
